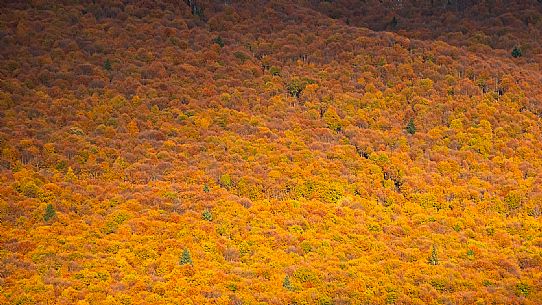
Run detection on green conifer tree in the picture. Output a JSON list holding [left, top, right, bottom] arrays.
[[44, 203, 56, 222], [283, 275, 294, 291], [511, 46, 522, 58], [213, 36, 224, 48], [428, 245, 439, 265], [180, 248, 193, 265], [202, 209, 212, 221], [406, 118, 416, 135], [103, 58, 112, 71]]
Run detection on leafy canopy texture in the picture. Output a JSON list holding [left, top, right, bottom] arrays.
[[1, 0, 542, 304]]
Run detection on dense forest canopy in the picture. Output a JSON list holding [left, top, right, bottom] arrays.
[[1, 0, 541, 304]]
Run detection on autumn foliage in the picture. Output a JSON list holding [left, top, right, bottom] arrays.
[[1, 0, 542, 304]]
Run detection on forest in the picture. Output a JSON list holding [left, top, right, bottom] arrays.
[[1, 0, 542, 304]]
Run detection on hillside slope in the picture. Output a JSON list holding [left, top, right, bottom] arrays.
[[311, 0, 542, 61], [1, 1, 541, 304]]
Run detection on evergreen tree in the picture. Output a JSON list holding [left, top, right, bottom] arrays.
[[391, 16, 398, 28], [202, 209, 213, 221], [180, 248, 192, 265], [103, 58, 112, 71], [428, 245, 439, 265], [213, 36, 224, 48], [283, 275, 294, 291], [511, 46, 522, 58], [406, 118, 416, 135], [44, 204, 56, 222]]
